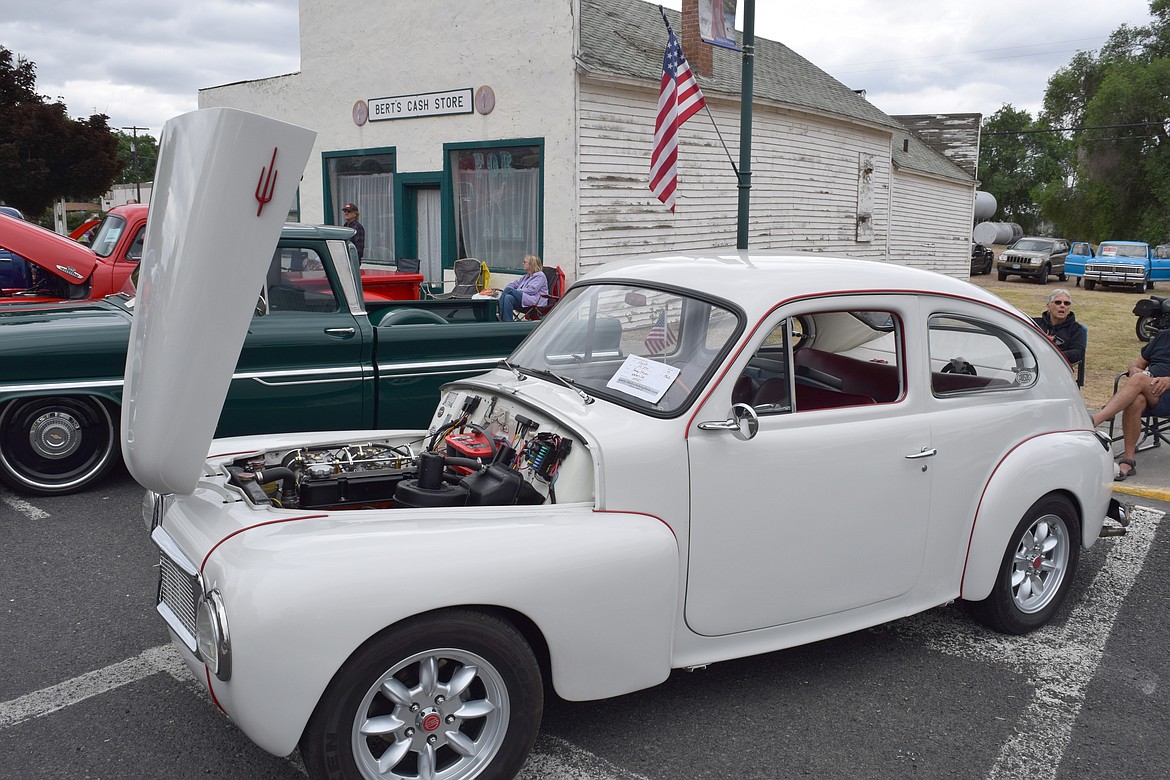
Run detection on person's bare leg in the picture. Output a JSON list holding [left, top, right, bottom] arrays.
[[1092, 376, 1149, 427]]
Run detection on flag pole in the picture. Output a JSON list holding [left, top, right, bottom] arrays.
[[736, 0, 755, 249]]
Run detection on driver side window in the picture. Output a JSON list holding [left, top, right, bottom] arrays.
[[927, 314, 1037, 395], [738, 310, 903, 415]]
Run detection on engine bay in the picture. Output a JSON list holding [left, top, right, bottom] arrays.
[[222, 388, 592, 511]]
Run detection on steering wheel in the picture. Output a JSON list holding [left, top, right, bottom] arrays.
[[941, 357, 977, 376]]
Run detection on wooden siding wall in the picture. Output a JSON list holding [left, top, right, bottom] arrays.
[[888, 171, 975, 275], [577, 79, 972, 279]]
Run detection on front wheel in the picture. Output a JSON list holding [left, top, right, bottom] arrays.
[[1036, 265, 1050, 284], [301, 610, 543, 780], [1084, 279, 1097, 291], [0, 396, 119, 495], [967, 495, 1080, 635], [1136, 315, 1160, 342], [997, 271, 1008, 281]]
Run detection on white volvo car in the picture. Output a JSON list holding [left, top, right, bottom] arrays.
[[129, 109, 1125, 780]]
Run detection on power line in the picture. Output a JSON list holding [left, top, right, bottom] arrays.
[[982, 121, 1167, 136]]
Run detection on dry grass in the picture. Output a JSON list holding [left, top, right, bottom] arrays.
[[966, 272, 1148, 408]]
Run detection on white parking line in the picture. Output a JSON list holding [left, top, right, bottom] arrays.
[[0, 644, 190, 729], [886, 506, 1164, 780], [0, 488, 49, 521]]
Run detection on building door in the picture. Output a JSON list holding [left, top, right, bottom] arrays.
[[402, 181, 442, 286]]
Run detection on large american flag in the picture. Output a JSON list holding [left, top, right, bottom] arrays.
[[643, 310, 678, 355], [648, 23, 706, 212]]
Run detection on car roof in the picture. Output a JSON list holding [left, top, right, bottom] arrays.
[[281, 222, 356, 241], [581, 249, 1024, 321]]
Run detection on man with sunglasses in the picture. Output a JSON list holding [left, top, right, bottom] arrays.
[[1034, 289, 1085, 366]]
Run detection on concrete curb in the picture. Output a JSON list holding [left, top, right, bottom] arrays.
[[1113, 484, 1170, 503]]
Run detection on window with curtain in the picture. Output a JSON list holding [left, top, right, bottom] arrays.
[[449, 143, 541, 272], [325, 152, 395, 265]]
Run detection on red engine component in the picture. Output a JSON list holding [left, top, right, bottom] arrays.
[[445, 431, 495, 474]]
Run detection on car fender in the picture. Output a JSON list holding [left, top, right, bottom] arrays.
[[960, 431, 1111, 602], [198, 506, 679, 756]]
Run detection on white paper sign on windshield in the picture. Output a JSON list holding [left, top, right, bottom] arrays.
[[606, 355, 681, 403]]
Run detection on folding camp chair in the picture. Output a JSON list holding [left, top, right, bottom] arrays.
[[1107, 371, 1170, 453], [428, 257, 487, 299], [516, 266, 565, 321]]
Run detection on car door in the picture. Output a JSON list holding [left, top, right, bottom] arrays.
[[685, 295, 932, 636], [217, 242, 372, 437]]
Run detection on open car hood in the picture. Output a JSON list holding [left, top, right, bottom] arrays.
[[121, 108, 316, 495], [0, 213, 98, 284]]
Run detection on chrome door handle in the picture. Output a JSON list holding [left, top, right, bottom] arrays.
[[324, 327, 356, 337], [904, 447, 937, 460]]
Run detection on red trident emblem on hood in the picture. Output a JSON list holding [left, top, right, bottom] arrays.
[[255, 147, 278, 216]]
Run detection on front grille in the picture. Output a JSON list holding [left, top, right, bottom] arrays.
[[1086, 263, 1143, 277], [152, 528, 203, 654], [158, 552, 200, 637]]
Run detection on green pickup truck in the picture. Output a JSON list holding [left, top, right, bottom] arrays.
[[0, 223, 535, 495]]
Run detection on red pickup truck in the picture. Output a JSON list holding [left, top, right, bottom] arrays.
[[0, 204, 422, 304]]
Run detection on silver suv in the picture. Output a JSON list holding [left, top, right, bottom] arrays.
[[997, 237, 1070, 284]]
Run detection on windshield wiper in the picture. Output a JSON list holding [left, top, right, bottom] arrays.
[[543, 370, 594, 405], [500, 359, 526, 381]]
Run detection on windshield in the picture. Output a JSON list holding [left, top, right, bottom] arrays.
[[89, 215, 126, 258], [1099, 243, 1148, 259], [1011, 239, 1052, 252], [508, 282, 742, 416]]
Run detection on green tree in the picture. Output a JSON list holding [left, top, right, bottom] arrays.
[[1040, 2, 1170, 242], [0, 46, 123, 218], [114, 130, 158, 189], [978, 105, 1069, 235]]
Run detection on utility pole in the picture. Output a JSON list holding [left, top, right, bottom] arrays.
[[121, 125, 148, 203], [736, 0, 755, 250]]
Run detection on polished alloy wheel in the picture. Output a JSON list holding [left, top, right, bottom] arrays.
[[1009, 513, 1070, 614], [351, 647, 509, 780]]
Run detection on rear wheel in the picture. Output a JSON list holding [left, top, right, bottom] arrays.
[[967, 495, 1080, 634], [301, 610, 543, 780], [1136, 316, 1160, 342], [0, 396, 118, 495]]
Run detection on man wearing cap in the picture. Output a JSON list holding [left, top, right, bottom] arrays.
[[342, 203, 365, 260]]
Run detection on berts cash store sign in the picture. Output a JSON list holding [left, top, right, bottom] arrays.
[[367, 88, 473, 121]]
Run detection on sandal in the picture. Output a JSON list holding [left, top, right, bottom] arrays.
[[1115, 458, 1137, 481]]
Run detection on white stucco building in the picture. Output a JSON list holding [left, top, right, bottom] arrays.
[[200, 0, 976, 287]]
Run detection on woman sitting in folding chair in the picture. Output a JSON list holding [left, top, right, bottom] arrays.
[[491, 254, 549, 321]]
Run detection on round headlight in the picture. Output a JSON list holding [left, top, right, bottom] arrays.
[[196, 589, 232, 682]]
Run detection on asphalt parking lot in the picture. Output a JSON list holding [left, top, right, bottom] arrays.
[[1, 461, 1167, 779]]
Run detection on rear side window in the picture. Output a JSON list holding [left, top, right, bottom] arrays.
[[928, 315, 1037, 395], [264, 247, 339, 313]]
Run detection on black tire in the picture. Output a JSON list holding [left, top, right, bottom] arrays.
[[301, 610, 543, 780], [1136, 316, 1160, 342], [0, 396, 119, 495], [967, 494, 1080, 635], [997, 271, 1008, 282], [1036, 265, 1049, 284], [1058, 272, 1068, 282], [1084, 279, 1097, 291]]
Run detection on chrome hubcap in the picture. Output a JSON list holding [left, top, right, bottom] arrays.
[[29, 412, 82, 460], [352, 648, 509, 780], [1010, 514, 1069, 614]]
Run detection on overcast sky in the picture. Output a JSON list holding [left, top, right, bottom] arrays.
[[0, 0, 1156, 137]]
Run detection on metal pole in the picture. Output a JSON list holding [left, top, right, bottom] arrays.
[[121, 125, 148, 203], [736, 0, 755, 249]]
